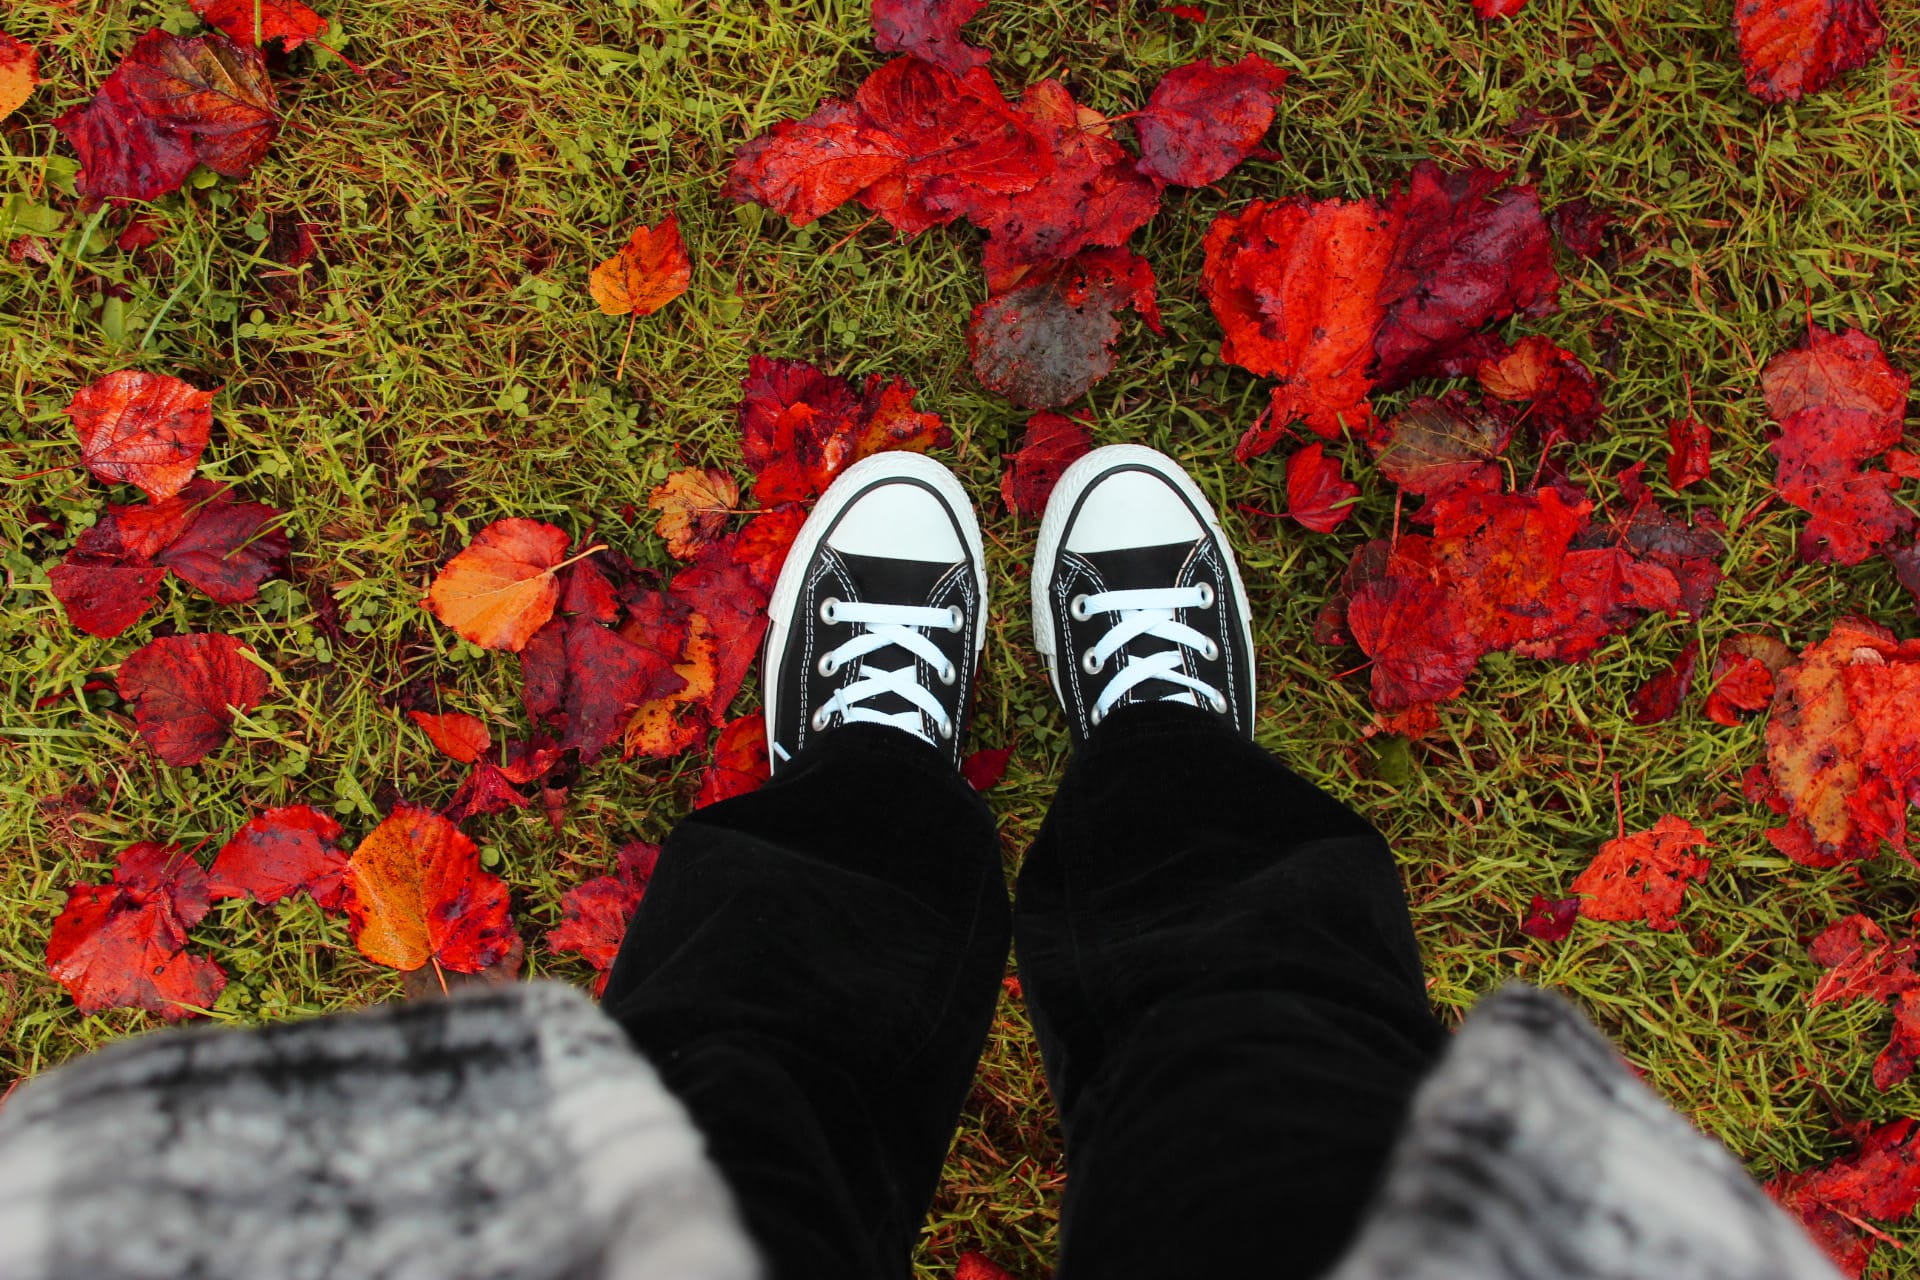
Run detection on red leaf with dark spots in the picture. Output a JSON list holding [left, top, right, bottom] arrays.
[[1571, 815, 1708, 931], [969, 247, 1160, 408], [723, 100, 908, 227], [871, 0, 988, 76], [1628, 640, 1699, 725], [962, 745, 1012, 791], [1735, 0, 1885, 102], [695, 715, 771, 808], [1520, 893, 1579, 940], [207, 805, 348, 908], [1134, 55, 1288, 188], [48, 519, 168, 637], [1770, 1118, 1920, 1276], [65, 371, 215, 500], [117, 632, 270, 766], [46, 841, 226, 1019], [1667, 417, 1711, 489], [1002, 409, 1093, 518], [669, 549, 771, 728], [521, 615, 685, 765], [1286, 443, 1360, 533], [408, 711, 492, 764], [548, 841, 659, 995]]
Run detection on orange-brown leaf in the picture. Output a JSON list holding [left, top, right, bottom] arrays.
[[426, 518, 571, 652], [407, 710, 492, 764], [342, 804, 516, 973], [0, 32, 39, 122], [66, 371, 216, 500], [648, 467, 740, 560], [589, 215, 692, 318]]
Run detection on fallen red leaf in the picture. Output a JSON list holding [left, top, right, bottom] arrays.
[[1002, 409, 1093, 518], [1769, 1118, 1920, 1277], [54, 30, 280, 203], [1474, 335, 1604, 443], [961, 745, 1012, 791], [147, 481, 288, 602], [1134, 54, 1288, 188], [1703, 633, 1788, 726], [1159, 4, 1207, 19], [723, 100, 909, 228], [731, 502, 807, 596], [426, 517, 573, 651], [207, 805, 348, 908], [1667, 416, 1712, 489], [871, 0, 988, 76], [522, 610, 685, 765], [1286, 442, 1361, 533], [969, 246, 1161, 408], [738, 357, 951, 502], [408, 710, 492, 764], [343, 804, 517, 974], [192, 0, 327, 49], [589, 215, 692, 318], [1628, 640, 1699, 725], [1474, 0, 1530, 18], [1367, 392, 1514, 501], [1548, 197, 1613, 259], [46, 841, 226, 1019], [1734, 0, 1885, 102], [1346, 570, 1481, 710], [695, 714, 771, 808], [117, 631, 270, 766], [954, 1253, 1016, 1280], [48, 536, 169, 639], [1570, 815, 1708, 931], [1764, 325, 1912, 565], [549, 841, 659, 995], [65, 371, 216, 500], [1894, 48, 1920, 122], [1519, 893, 1579, 941]]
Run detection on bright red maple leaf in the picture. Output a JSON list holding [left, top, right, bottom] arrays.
[[1002, 409, 1093, 518], [207, 805, 348, 908], [343, 804, 517, 974], [1133, 54, 1288, 188], [871, 0, 988, 75], [1570, 815, 1709, 931], [1703, 633, 1787, 726], [65, 371, 215, 500], [969, 246, 1161, 408], [1667, 416, 1712, 489], [723, 100, 909, 227], [1806, 915, 1920, 1089], [1346, 568, 1481, 710], [737, 357, 951, 502], [695, 714, 771, 808], [117, 631, 270, 766], [1734, 0, 1885, 103], [46, 842, 226, 1019], [1286, 442, 1360, 533], [192, 0, 327, 50], [548, 840, 658, 995], [55, 30, 280, 203], [1763, 325, 1912, 565], [1770, 1118, 1920, 1276], [732, 502, 807, 595]]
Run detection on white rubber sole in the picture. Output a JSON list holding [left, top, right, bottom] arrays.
[[1030, 443, 1256, 709], [762, 451, 989, 762]]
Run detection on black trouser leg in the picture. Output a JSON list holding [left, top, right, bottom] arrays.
[[601, 725, 1010, 1280], [1012, 702, 1446, 1279]]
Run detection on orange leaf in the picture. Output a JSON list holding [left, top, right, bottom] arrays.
[[589, 215, 692, 317], [648, 467, 740, 560], [342, 804, 516, 973], [425, 518, 571, 651], [624, 611, 720, 757], [407, 710, 492, 764], [0, 32, 38, 122], [66, 371, 216, 499]]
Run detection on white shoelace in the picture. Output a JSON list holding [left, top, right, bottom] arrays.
[[1073, 584, 1226, 725], [809, 597, 963, 745]]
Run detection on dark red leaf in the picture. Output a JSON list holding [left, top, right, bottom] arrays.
[[1735, 0, 1885, 103], [1346, 572, 1480, 711], [870, 0, 988, 76], [1628, 639, 1699, 725], [48, 516, 168, 638], [445, 761, 535, 821], [961, 745, 1012, 791], [1367, 392, 1515, 502], [117, 631, 270, 766], [738, 356, 950, 502], [521, 615, 685, 765], [969, 247, 1160, 408], [149, 484, 288, 603], [1134, 54, 1288, 188], [695, 714, 771, 808], [1770, 1118, 1920, 1276], [1549, 197, 1613, 259], [1285, 442, 1361, 533], [207, 805, 348, 908], [1519, 893, 1579, 940], [46, 841, 226, 1019], [548, 841, 659, 995], [1667, 416, 1712, 489], [1474, 335, 1604, 443], [1001, 409, 1093, 518]]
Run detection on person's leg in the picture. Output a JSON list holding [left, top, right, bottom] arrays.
[[1020, 446, 1446, 1279], [602, 453, 1009, 1280]]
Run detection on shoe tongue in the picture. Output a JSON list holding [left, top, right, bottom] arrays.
[[830, 551, 957, 728], [1078, 541, 1204, 709]]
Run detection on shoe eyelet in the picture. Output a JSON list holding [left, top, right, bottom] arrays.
[[945, 605, 965, 632], [1090, 706, 1105, 726], [1210, 692, 1228, 714], [937, 715, 954, 740], [939, 660, 958, 686], [1201, 639, 1219, 661], [810, 706, 833, 731], [1081, 647, 1103, 676], [1195, 582, 1215, 609], [1069, 594, 1092, 622], [819, 597, 841, 624], [817, 653, 839, 677]]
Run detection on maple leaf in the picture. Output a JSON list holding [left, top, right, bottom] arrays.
[[343, 804, 517, 973], [737, 356, 950, 501], [1286, 442, 1361, 533], [407, 710, 492, 764], [1570, 814, 1709, 931], [548, 841, 658, 995], [1203, 195, 1397, 448], [1763, 325, 1912, 565], [871, 0, 988, 75], [117, 631, 270, 766], [1134, 54, 1288, 188], [589, 215, 692, 318], [1806, 913, 1920, 1089], [624, 602, 722, 758], [1519, 893, 1579, 941], [65, 371, 216, 500], [192, 0, 327, 50], [695, 714, 771, 808], [973, 81, 1161, 289], [954, 1253, 1015, 1280], [1367, 392, 1515, 501], [146, 480, 289, 601], [1667, 416, 1712, 489], [46, 842, 226, 1019], [523, 610, 685, 765], [1002, 409, 1094, 518], [1703, 633, 1788, 726], [1346, 571, 1481, 710], [207, 805, 348, 908], [0, 32, 38, 123], [1371, 164, 1561, 391], [426, 517, 573, 651], [969, 247, 1161, 408], [649, 466, 740, 560], [961, 745, 1012, 791], [1769, 1118, 1920, 1277], [1474, 335, 1604, 442], [1627, 639, 1699, 725], [1763, 620, 1920, 869], [1734, 0, 1886, 103], [55, 30, 280, 203], [666, 548, 770, 726], [723, 100, 909, 227], [732, 502, 807, 595]]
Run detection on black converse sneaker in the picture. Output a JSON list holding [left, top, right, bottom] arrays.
[[762, 451, 987, 771], [1032, 444, 1256, 745]]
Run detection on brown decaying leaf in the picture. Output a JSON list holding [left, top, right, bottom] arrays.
[[589, 215, 692, 318], [426, 518, 573, 651], [65, 371, 216, 500], [649, 467, 741, 560], [969, 247, 1161, 409], [343, 804, 517, 974]]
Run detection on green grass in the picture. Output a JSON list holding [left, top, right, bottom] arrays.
[[3, 0, 1920, 1273]]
